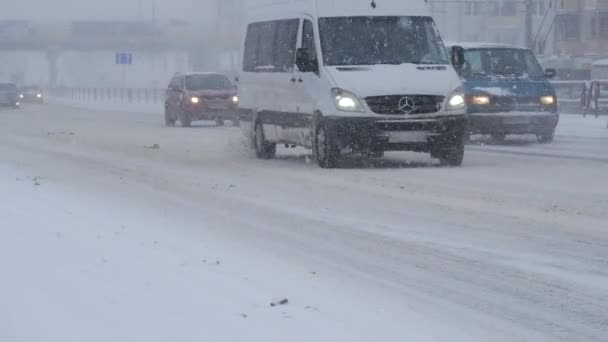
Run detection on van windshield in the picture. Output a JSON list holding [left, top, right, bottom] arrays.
[[462, 48, 545, 79], [319, 16, 448, 66], [185, 74, 232, 91]]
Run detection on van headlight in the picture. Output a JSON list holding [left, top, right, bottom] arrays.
[[190, 96, 199, 104], [446, 88, 466, 111], [540, 95, 555, 106], [332, 88, 364, 112], [471, 95, 490, 105]]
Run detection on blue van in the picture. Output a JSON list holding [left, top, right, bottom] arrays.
[[448, 43, 558, 143]]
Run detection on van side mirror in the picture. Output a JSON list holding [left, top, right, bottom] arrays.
[[545, 68, 556, 79], [451, 46, 465, 70], [296, 48, 318, 73]]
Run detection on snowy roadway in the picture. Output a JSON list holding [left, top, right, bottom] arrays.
[[1, 103, 607, 342]]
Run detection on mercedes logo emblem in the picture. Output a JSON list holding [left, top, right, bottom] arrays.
[[398, 97, 416, 114]]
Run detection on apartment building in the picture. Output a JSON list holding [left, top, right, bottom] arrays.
[[431, 0, 555, 53], [554, 0, 608, 57]]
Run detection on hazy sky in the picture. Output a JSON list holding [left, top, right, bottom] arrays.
[[0, 0, 211, 20]]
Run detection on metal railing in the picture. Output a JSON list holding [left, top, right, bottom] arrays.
[[50, 87, 166, 106], [551, 80, 608, 117]]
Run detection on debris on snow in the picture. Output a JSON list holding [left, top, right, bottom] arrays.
[[270, 298, 289, 307]]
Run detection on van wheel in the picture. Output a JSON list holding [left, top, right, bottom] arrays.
[[491, 133, 506, 143], [315, 125, 340, 168], [216, 117, 225, 126], [164, 106, 176, 127], [432, 133, 465, 167], [179, 110, 192, 127], [537, 131, 554, 144], [437, 145, 465, 166], [254, 121, 276, 159]]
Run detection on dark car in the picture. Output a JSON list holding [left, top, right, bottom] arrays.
[[0, 83, 20, 108], [19, 86, 44, 104], [164, 72, 239, 127], [448, 43, 559, 143]]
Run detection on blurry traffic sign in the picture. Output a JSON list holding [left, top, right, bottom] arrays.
[[115, 52, 133, 65]]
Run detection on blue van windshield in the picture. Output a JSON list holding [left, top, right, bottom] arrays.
[[319, 16, 448, 66], [462, 48, 545, 79]]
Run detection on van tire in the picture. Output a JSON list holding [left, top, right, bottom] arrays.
[[315, 124, 340, 168], [432, 131, 465, 167], [254, 121, 276, 159], [537, 131, 554, 144], [491, 133, 506, 143], [437, 145, 465, 166], [178, 110, 192, 127], [164, 106, 176, 127]]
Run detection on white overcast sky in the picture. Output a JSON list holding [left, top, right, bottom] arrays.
[[0, 0, 212, 20]]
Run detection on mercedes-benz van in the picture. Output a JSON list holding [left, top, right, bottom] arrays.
[[238, 0, 467, 168]]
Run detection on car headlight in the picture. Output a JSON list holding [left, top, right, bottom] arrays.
[[446, 88, 466, 111], [471, 95, 490, 105], [19, 94, 24, 99], [232, 95, 239, 103], [37, 93, 42, 98], [540, 95, 555, 105], [332, 88, 364, 112], [190, 97, 199, 104]]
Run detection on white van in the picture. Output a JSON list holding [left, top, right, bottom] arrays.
[[238, 0, 467, 168]]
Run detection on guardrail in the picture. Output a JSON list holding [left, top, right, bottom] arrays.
[[551, 80, 608, 117], [50, 87, 166, 106]]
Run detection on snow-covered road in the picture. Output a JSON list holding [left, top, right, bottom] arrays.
[[1, 104, 607, 341]]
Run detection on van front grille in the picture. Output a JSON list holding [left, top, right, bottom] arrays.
[[365, 95, 444, 115]]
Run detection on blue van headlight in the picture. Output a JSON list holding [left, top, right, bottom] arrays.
[[540, 95, 555, 106], [471, 95, 491, 105]]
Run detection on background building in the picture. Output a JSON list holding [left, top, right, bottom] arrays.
[[554, 0, 608, 57], [431, 0, 556, 55]]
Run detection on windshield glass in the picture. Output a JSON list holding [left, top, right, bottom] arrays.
[[185, 74, 232, 90], [462, 48, 545, 79], [319, 16, 448, 66], [0, 84, 17, 91]]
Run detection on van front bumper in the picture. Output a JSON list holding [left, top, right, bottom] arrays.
[[468, 112, 559, 135], [324, 115, 467, 153]]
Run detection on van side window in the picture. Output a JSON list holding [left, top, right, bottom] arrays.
[[243, 19, 298, 73], [302, 20, 318, 68], [275, 19, 299, 72], [257, 21, 277, 71], [243, 23, 261, 72]]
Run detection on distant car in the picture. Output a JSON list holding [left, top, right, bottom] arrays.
[[447, 43, 559, 143], [19, 86, 44, 104], [164, 72, 239, 127], [0, 83, 20, 108]]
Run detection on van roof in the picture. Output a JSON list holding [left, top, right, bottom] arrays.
[[245, 0, 432, 20], [446, 42, 529, 51]]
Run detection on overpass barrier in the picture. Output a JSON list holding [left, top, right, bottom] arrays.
[[551, 80, 608, 117], [51, 87, 166, 106]]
